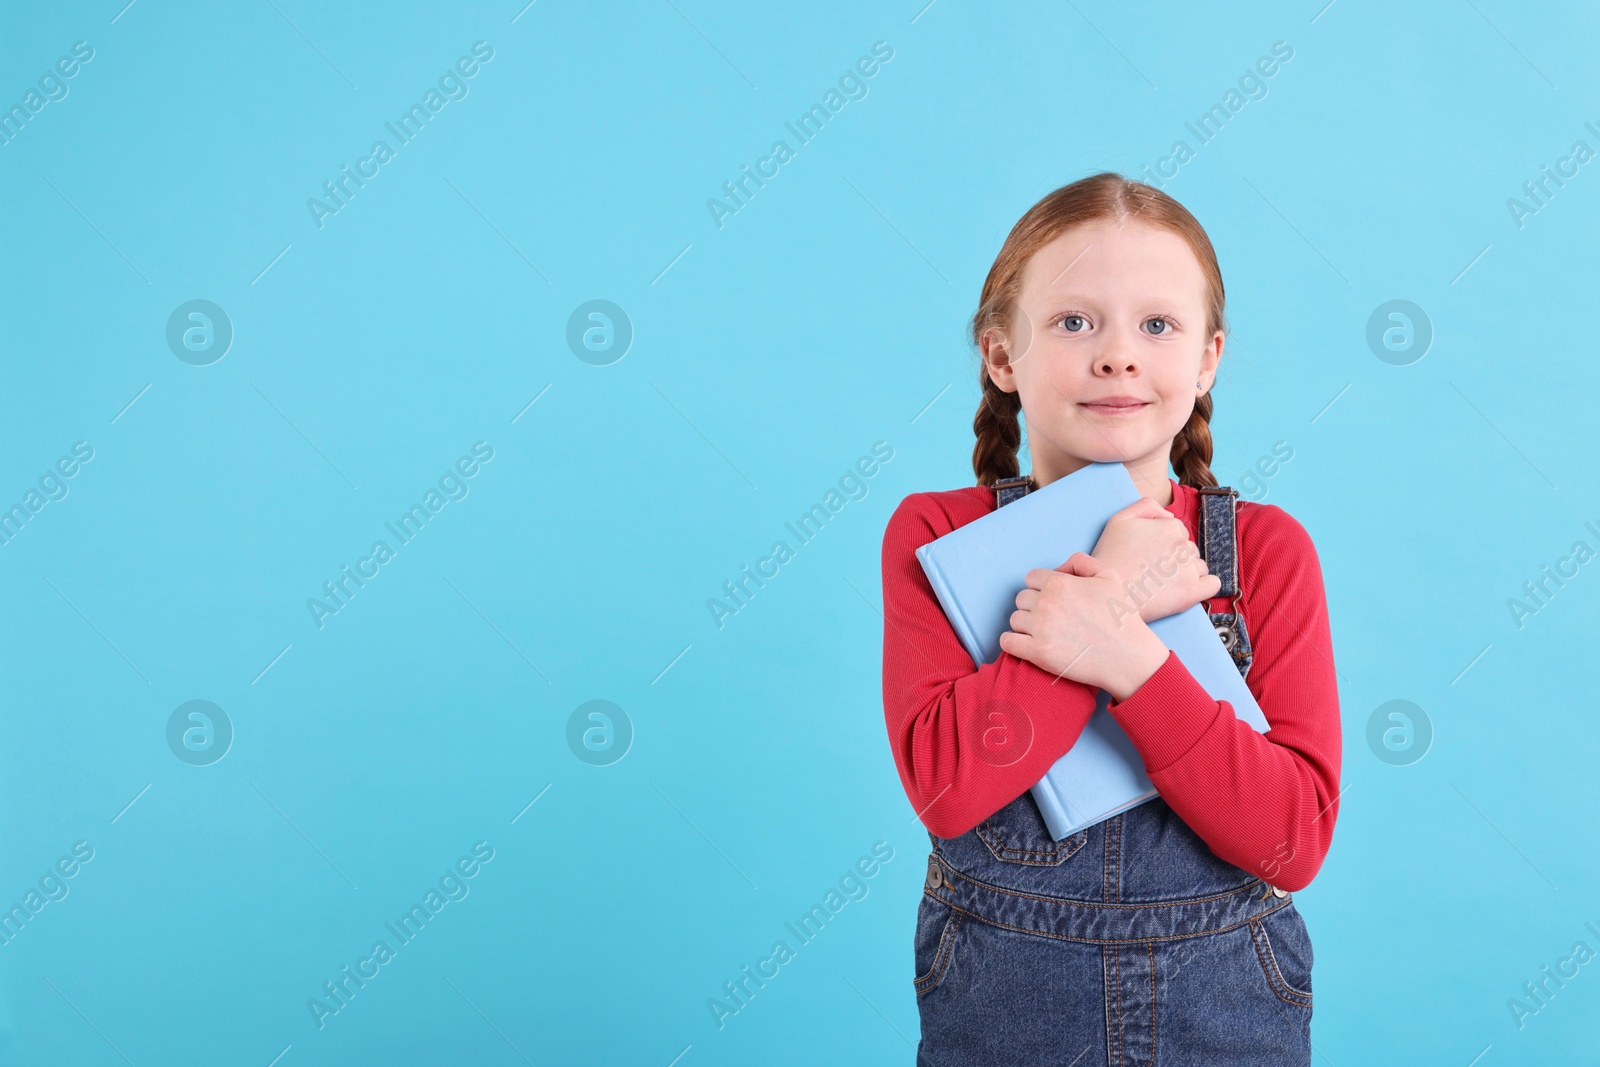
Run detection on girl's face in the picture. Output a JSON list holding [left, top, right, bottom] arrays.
[[983, 217, 1224, 500]]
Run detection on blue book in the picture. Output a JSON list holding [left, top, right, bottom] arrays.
[[914, 462, 1270, 840]]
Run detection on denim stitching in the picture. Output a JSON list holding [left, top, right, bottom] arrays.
[[1147, 940, 1157, 1063], [941, 858, 1260, 911], [1112, 944, 1123, 1067], [1102, 948, 1115, 1067], [914, 905, 965, 996], [922, 885, 1295, 947], [915, 908, 960, 998], [1258, 915, 1314, 1004], [1103, 813, 1122, 902], [1103, 817, 1112, 901], [1248, 917, 1313, 1008], [1113, 814, 1122, 902], [975, 820, 1088, 864]]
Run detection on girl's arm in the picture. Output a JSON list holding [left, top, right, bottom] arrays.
[[880, 492, 1104, 839], [1102, 504, 1342, 891]]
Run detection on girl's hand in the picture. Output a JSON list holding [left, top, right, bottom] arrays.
[[999, 551, 1171, 700], [1091, 497, 1222, 623]]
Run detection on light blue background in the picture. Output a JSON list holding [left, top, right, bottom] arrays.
[[2, 0, 1597, 1063]]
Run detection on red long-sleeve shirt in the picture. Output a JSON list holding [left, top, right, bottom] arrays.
[[880, 477, 1342, 892]]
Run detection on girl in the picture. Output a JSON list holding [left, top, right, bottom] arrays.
[[879, 172, 1340, 1065]]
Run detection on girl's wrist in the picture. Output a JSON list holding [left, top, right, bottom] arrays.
[[1101, 623, 1170, 703]]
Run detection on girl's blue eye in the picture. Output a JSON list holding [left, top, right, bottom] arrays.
[[1060, 314, 1087, 332], [1145, 318, 1171, 335]]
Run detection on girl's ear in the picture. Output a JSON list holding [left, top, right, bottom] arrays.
[[981, 328, 1021, 393], [1198, 329, 1224, 391]]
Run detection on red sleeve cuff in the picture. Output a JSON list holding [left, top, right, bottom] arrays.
[[1106, 650, 1226, 774]]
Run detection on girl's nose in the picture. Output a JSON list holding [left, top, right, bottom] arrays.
[[1096, 351, 1140, 375], [1095, 327, 1141, 375]]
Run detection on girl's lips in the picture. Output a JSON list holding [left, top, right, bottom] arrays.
[[1078, 402, 1149, 416]]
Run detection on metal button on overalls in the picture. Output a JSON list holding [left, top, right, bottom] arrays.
[[1214, 623, 1237, 650]]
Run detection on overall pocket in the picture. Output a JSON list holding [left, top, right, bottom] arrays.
[[912, 893, 965, 996], [973, 793, 1089, 866], [1249, 905, 1314, 1009]]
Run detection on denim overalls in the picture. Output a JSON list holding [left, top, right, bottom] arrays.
[[913, 479, 1314, 1066]]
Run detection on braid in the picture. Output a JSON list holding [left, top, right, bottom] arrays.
[[1170, 390, 1218, 489], [971, 364, 1024, 487]]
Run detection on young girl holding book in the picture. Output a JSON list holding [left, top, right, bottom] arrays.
[[880, 172, 1341, 1065]]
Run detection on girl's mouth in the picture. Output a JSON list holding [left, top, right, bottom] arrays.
[[1078, 400, 1150, 417]]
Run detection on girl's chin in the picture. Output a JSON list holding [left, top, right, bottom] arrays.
[[1053, 434, 1166, 466], [1068, 427, 1154, 448]]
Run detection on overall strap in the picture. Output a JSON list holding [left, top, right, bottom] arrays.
[[991, 475, 1034, 510], [1195, 485, 1253, 679], [1195, 486, 1240, 599]]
